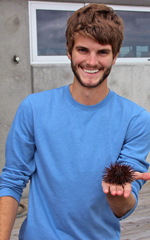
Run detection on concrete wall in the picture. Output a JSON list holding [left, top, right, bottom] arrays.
[[0, 0, 150, 198], [33, 63, 150, 112], [0, 0, 32, 196]]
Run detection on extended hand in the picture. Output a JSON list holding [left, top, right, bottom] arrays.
[[102, 171, 150, 198]]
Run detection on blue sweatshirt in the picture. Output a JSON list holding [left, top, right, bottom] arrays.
[[1, 85, 150, 240]]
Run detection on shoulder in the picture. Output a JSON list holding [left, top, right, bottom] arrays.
[[110, 91, 150, 132], [14, 86, 68, 119], [112, 91, 150, 116], [20, 85, 68, 109], [29, 85, 67, 102]]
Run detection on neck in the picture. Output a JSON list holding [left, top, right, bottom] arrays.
[[70, 80, 109, 105]]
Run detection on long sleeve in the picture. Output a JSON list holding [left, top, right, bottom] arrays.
[[117, 109, 150, 220], [0, 96, 36, 203]]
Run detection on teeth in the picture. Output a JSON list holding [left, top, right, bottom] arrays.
[[83, 69, 99, 74]]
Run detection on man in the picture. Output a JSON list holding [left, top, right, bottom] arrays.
[[0, 3, 150, 240]]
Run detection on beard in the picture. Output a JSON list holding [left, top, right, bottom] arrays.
[[71, 60, 112, 88]]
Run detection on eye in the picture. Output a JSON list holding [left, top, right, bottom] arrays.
[[98, 49, 111, 56], [77, 47, 88, 54], [99, 50, 107, 55]]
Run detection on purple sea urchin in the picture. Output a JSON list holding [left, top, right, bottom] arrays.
[[102, 162, 135, 186]]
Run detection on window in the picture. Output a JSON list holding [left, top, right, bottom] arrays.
[[29, 2, 84, 64], [36, 10, 73, 56], [29, 2, 150, 64], [110, 5, 150, 63]]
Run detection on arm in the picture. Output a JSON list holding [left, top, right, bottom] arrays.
[[102, 172, 150, 217], [0, 196, 19, 240], [0, 97, 35, 238], [104, 110, 150, 218]]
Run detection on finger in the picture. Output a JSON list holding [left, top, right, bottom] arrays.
[[102, 181, 110, 194], [109, 185, 117, 196], [134, 172, 150, 181], [123, 183, 132, 198], [116, 185, 124, 196], [109, 185, 125, 196]]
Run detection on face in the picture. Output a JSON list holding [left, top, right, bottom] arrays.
[[67, 34, 118, 88]]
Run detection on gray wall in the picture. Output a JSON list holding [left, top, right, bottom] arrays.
[[0, 0, 31, 169], [0, 0, 150, 198], [32, 63, 150, 113], [0, 0, 32, 196]]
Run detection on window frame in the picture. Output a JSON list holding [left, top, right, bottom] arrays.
[[29, 1, 150, 64], [29, 1, 84, 64], [106, 5, 150, 64]]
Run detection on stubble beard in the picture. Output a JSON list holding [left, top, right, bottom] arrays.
[[71, 60, 112, 88]]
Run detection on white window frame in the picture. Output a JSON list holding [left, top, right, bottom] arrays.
[[29, 1, 84, 64], [106, 5, 150, 64], [29, 2, 150, 64]]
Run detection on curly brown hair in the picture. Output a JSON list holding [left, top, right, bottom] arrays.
[[66, 3, 124, 58]]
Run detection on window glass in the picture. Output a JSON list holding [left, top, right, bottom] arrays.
[[37, 10, 74, 56], [29, 2, 83, 63], [116, 11, 150, 58], [29, 2, 150, 63]]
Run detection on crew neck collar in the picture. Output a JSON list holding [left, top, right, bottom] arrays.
[[65, 85, 113, 111]]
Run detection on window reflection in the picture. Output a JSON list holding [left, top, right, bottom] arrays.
[[36, 9, 150, 58], [37, 10, 73, 56], [117, 11, 150, 58]]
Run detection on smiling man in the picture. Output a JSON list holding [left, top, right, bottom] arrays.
[[68, 34, 118, 105], [69, 35, 116, 88], [1, 3, 150, 240]]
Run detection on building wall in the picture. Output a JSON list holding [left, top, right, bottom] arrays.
[[0, 0, 32, 196], [0, 0, 150, 198], [33, 63, 150, 112]]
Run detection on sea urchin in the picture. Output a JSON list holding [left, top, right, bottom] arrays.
[[102, 162, 135, 186]]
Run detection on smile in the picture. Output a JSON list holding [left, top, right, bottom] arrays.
[[83, 69, 100, 74]]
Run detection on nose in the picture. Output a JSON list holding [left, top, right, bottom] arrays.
[[86, 52, 98, 67]]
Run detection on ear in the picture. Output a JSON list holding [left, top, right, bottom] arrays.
[[67, 44, 71, 60], [112, 53, 119, 65]]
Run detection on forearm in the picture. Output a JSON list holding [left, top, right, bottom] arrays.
[[106, 192, 136, 218], [0, 196, 19, 240], [102, 172, 150, 218]]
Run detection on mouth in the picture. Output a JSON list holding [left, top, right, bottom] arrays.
[[82, 68, 100, 74]]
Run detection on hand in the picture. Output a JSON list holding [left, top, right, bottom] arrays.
[[102, 171, 150, 198]]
